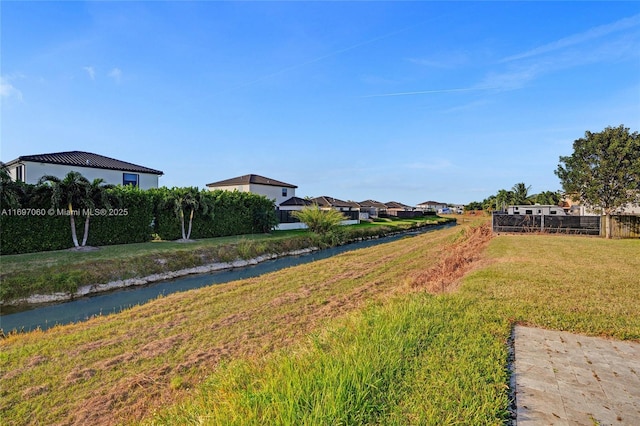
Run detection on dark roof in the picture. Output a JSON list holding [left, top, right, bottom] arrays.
[[206, 174, 297, 188], [279, 196, 313, 207], [417, 201, 447, 206], [358, 199, 387, 209], [385, 201, 412, 209], [311, 196, 358, 209], [8, 151, 163, 175]]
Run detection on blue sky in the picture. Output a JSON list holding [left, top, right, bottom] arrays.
[[2, 1, 639, 205]]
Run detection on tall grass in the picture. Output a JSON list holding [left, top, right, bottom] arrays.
[[148, 295, 510, 426], [2, 221, 638, 425]]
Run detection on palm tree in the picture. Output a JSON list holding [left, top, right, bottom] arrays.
[[495, 189, 514, 211], [80, 178, 114, 247], [166, 187, 204, 240], [0, 162, 23, 209], [39, 172, 91, 248], [511, 182, 533, 205]]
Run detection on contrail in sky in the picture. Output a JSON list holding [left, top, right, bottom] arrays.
[[217, 14, 453, 95], [360, 86, 497, 98]]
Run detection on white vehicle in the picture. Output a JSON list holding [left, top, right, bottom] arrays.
[[507, 205, 566, 216]]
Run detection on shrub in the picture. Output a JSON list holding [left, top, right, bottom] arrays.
[[292, 206, 346, 234]]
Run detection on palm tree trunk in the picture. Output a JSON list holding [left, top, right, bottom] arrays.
[[180, 210, 186, 240], [82, 214, 91, 246], [69, 203, 80, 247], [186, 209, 194, 240]]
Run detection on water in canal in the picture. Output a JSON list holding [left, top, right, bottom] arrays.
[[1, 223, 454, 333]]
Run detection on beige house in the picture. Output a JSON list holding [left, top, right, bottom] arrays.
[[4, 151, 163, 189], [206, 174, 297, 206]]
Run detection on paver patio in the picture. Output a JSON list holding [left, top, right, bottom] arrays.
[[513, 325, 640, 425]]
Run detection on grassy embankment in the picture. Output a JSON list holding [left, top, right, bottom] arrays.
[[0, 216, 448, 302], [1, 217, 638, 425]]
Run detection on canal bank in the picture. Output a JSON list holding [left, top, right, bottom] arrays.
[[1, 221, 455, 332]]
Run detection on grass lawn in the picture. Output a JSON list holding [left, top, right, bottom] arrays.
[[0, 216, 448, 301], [1, 218, 638, 425]]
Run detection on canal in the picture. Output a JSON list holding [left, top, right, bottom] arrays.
[[1, 223, 454, 333]]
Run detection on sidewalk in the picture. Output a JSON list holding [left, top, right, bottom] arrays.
[[513, 325, 640, 425]]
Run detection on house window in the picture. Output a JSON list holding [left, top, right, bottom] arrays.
[[123, 173, 139, 187], [282, 188, 287, 197], [15, 165, 24, 182]]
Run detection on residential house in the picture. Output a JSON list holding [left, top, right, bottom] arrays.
[[561, 196, 640, 216], [384, 201, 413, 217], [206, 174, 297, 206], [4, 151, 163, 189], [276, 196, 314, 230], [310, 196, 360, 224], [416, 200, 447, 212], [358, 199, 388, 219], [279, 196, 314, 211]]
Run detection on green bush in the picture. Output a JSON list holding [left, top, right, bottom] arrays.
[[1, 183, 278, 254], [292, 205, 346, 234]]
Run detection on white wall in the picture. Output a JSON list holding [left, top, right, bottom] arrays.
[[250, 183, 295, 205], [13, 161, 160, 189]]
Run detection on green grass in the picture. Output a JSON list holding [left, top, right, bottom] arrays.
[[1, 221, 638, 425], [148, 296, 510, 426], [0, 217, 448, 301]]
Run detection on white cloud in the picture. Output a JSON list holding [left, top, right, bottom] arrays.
[[109, 67, 122, 83], [360, 86, 494, 98], [83, 66, 96, 80], [501, 13, 640, 63], [478, 65, 542, 91], [0, 75, 24, 101]]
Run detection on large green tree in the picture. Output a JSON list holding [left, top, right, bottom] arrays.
[[555, 125, 640, 238]]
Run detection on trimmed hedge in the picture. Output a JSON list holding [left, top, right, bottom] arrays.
[[150, 188, 277, 240], [1, 185, 277, 255]]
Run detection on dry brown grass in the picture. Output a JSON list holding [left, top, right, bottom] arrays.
[[1, 225, 462, 426], [410, 222, 493, 293]]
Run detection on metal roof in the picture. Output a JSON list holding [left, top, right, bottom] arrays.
[[7, 151, 163, 175], [206, 174, 297, 188]]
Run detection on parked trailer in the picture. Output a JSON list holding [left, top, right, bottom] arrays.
[[506, 205, 566, 216]]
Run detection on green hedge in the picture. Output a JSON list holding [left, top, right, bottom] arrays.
[[152, 189, 277, 240], [1, 185, 277, 255]]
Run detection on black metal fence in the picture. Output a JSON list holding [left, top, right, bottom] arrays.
[[492, 213, 601, 235]]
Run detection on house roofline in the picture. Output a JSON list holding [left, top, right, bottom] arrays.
[[4, 151, 164, 176]]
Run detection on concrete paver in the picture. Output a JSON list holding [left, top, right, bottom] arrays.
[[513, 325, 640, 425]]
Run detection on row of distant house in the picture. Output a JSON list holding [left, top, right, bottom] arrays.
[[4, 151, 457, 230], [205, 173, 462, 229]]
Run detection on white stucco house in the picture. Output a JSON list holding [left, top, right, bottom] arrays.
[[206, 174, 297, 206], [416, 201, 447, 212], [4, 151, 163, 189]]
